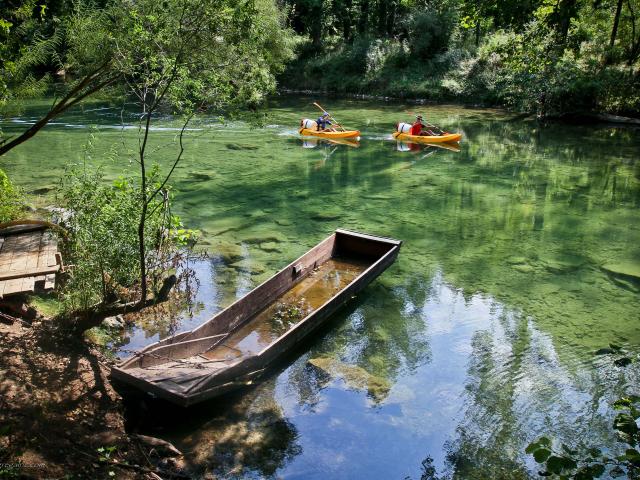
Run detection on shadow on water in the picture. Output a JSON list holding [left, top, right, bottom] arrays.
[[117, 294, 372, 477]]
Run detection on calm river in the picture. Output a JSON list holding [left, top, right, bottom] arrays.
[[2, 96, 640, 479]]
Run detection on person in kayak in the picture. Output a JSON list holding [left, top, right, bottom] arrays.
[[317, 112, 334, 132], [411, 115, 436, 136]]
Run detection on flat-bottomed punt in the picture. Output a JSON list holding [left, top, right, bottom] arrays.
[[111, 229, 401, 406]]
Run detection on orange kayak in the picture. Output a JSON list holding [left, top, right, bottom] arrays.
[[393, 132, 462, 143], [300, 128, 361, 139]]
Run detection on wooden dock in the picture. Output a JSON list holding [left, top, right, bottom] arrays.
[[0, 224, 62, 298]]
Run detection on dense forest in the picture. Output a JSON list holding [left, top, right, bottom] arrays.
[[280, 0, 640, 116], [1, 0, 639, 121]]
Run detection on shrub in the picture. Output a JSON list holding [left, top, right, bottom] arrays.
[[405, 8, 456, 60], [58, 163, 193, 313], [0, 168, 25, 223]]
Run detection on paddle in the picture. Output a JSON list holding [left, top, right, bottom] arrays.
[[407, 111, 449, 135], [313, 102, 346, 132]]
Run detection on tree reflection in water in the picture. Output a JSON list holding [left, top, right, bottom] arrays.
[[132, 381, 301, 478]]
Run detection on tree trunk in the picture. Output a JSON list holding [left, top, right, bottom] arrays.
[[554, 0, 578, 48], [610, 0, 624, 48], [358, 0, 369, 35], [137, 111, 153, 307], [138, 203, 148, 306]]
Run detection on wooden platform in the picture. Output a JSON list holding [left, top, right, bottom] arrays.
[[0, 225, 61, 298]]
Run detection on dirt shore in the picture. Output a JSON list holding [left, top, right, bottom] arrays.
[[0, 317, 186, 479]]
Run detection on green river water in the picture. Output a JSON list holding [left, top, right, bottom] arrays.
[[2, 96, 639, 479]]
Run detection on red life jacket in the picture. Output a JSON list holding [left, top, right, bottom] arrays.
[[411, 121, 423, 135]]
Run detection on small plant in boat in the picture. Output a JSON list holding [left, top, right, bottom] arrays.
[[269, 299, 311, 334]]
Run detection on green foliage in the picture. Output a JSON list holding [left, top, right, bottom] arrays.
[[282, 0, 639, 116], [404, 8, 457, 60], [0, 168, 25, 223], [58, 159, 186, 312], [1, 0, 297, 150], [526, 396, 640, 479]]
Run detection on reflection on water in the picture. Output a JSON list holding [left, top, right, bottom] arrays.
[[2, 96, 640, 478], [203, 257, 369, 360]]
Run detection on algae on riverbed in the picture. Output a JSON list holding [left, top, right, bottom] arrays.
[[1, 96, 639, 479]]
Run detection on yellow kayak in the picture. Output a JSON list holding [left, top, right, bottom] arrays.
[[393, 132, 462, 143], [300, 128, 361, 139]]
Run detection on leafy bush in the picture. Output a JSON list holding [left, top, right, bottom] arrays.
[[527, 396, 640, 479], [58, 163, 193, 313], [405, 8, 456, 60], [0, 168, 25, 223]]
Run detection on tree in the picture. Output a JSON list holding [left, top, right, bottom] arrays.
[[0, 0, 296, 157], [0, 1, 120, 156], [104, 0, 294, 305], [610, 0, 625, 49]]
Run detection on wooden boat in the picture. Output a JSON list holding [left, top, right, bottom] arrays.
[[111, 229, 402, 406], [393, 131, 462, 143], [299, 128, 361, 139]]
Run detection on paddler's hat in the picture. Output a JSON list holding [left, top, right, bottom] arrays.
[[322, 112, 329, 117]]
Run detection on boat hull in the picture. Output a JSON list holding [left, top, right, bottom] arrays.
[[112, 229, 401, 406], [299, 128, 361, 139], [393, 132, 462, 143]]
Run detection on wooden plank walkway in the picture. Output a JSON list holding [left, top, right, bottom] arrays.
[[0, 226, 61, 298]]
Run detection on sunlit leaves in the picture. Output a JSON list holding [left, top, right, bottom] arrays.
[[0, 168, 25, 223], [526, 396, 640, 479]]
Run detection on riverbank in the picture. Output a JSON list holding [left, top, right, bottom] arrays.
[[279, 40, 640, 120], [278, 89, 640, 126], [0, 308, 187, 479]]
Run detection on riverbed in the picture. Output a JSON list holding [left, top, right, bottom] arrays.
[[2, 95, 639, 478]]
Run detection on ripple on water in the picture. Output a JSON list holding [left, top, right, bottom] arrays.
[[2, 96, 639, 479]]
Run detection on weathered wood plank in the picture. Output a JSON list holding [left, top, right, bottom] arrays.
[[2, 278, 29, 295], [44, 273, 56, 290], [0, 265, 60, 282]]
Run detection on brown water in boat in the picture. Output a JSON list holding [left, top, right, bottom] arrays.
[[200, 257, 370, 362]]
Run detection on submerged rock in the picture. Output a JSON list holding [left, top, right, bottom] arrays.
[[226, 143, 259, 151], [103, 315, 125, 329], [239, 232, 287, 245], [506, 256, 528, 265], [601, 261, 640, 292], [601, 261, 640, 282], [308, 357, 391, 402], [259, 241, 282, 253], [542, 254, 585, 274], [310, 211, 341, 221], [210, 241, 245, 263], [512, 264, 535, 273], [191, 171, 214, 181], [230, 259, 266, 275]]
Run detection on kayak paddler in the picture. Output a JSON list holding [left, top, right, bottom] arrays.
[[317, 112, 334, 132], [411, 115, 436, 136]]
